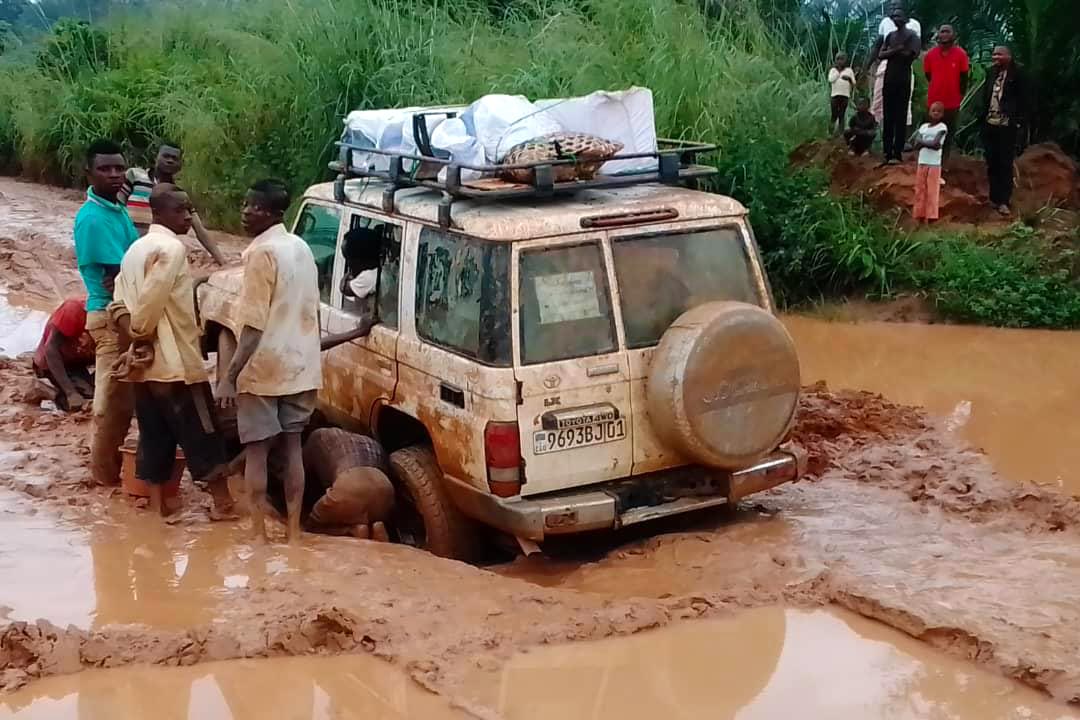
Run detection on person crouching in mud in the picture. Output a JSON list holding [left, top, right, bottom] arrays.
[[109, 184, 238, 518], [217, 180, 322, 544]]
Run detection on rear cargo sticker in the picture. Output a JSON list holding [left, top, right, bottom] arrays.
[[534, 271, 602, 325]]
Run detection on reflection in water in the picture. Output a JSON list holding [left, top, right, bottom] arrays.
[[470, 608, 1080, 720], [785, 316, 1080, 493], [0, 488, 292, 630], [0, 655, 463, 720]]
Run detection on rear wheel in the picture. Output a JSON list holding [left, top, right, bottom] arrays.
[[388, 445, 476, 561]]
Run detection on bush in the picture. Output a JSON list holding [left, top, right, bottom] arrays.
[[911, 236, 1080, 328]]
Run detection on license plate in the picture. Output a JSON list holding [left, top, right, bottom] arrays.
[[533, 419, 626, 455]]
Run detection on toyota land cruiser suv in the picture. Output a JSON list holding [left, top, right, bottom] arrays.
[[197, 146, 805, 560]]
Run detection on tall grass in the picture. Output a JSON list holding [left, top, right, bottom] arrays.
[[2, 0, 1076, 326], [0, 0, 824, 219]]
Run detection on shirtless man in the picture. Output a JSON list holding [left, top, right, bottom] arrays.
[[217, 180, 322, 544]]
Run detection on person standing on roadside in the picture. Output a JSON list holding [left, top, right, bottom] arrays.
[[868, 1, 922, 134], [827, 52, 857, 136], [876, 7, 922, 165], [109, 184, 237, 518], [74, 140, 138, 486], [979, 46, 1029, 217], [923, 25, 970, 166], [119, 142, 226, 265], [217, 180, 321, 545]]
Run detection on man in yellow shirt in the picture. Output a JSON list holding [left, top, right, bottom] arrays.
[[217, 179, 322, 544], [110, 184, 236, 517]]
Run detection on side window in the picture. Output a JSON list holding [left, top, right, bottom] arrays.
[[519, 242, 617, 365], [414, 228, 510, 366], [293, 203, 342, 303], [340, 214, 402, 329]]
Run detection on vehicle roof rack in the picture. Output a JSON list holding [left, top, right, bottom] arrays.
[[328, 134, 717, 229]]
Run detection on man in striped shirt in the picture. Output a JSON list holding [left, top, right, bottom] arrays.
[[119, 143, 226, 265]]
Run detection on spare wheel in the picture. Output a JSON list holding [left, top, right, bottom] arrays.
[[646, 301, 800, 470]]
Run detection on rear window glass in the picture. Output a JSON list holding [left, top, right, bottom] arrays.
[[415, 228, 510, 365], [519, 242, 617, 365], [612, 227, 760, 348]]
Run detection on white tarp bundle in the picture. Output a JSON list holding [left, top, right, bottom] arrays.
[[340, 87, 659, 179]]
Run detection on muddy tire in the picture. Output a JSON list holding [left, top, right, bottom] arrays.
[[647, 301, 800, 469], [388, 445, 476, 561]]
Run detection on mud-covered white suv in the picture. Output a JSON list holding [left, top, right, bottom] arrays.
[[198, 176, 805, 559]]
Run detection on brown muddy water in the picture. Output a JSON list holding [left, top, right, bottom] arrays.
[[786, 315, 1080, 493], [3, 177, 1080, 718]]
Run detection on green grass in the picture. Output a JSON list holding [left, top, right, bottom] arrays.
[[0, 0, 1078, 328]]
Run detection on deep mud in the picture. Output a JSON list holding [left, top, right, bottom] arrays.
[[2, 177, 1080, 717]]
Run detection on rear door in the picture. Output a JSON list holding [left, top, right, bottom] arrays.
[[320, 210, 405, 431], [607, 220, 770, 475], [513, 236, 633, 495]]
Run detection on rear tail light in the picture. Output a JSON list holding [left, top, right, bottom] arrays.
[[484, 421, 522, 498]]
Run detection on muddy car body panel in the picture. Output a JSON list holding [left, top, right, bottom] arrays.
[[197, 176, 802, 547]]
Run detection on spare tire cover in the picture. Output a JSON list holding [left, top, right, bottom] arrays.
[[646, 301, 800, 470]]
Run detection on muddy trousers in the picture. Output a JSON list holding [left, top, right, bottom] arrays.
[[882, 80, 912, 162], [982, 124, 1017, 207], [86, 312, 134, 486]]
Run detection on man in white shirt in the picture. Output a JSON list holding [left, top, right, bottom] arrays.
[[218, 179, 322, 544], [869, 1, 922, 127], [110, 184, 235, 517]]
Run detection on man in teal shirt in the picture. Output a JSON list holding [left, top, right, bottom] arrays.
[[75, 139, 139, 486]]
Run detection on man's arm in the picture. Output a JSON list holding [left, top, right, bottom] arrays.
[[217, 248, 275, 407], [218, 325, 262, 407], [128, 244, 185, 340], [321, 315, 378, 352], [191, 212, 226, 266], [42, 332, 82, 407]]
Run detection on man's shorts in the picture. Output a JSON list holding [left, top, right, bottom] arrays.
[[135, 381, 226, 485], [237, 390, 317, 444]]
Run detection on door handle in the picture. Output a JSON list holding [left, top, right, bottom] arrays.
[[587, 364, 620, 378], [440, 383, 465, 408], [376, 358, 393, 370]]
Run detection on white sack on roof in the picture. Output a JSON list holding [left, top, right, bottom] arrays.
[[464, 94, 563, 162], [340, 88, 658, 177], [535, 87, 658, 174]]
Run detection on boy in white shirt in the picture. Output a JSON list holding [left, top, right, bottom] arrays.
[[828, 52, 857, 135], [912, 102, 948, 223]]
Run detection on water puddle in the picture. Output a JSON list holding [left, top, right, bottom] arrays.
[[785, 316, 1080, 492], [466, 607, 1080, 720], [0, 294, 46, 359], [0, 655, 463, 719], [0, 488, 312, 630]]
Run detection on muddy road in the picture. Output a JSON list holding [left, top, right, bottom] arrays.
[[1, 177, 1080, 719]]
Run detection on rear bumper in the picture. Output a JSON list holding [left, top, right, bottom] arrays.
[[444, 444, 806, 542]]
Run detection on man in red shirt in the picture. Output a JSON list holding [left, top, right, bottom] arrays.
[[33, 298, 96, 411], [923, 24, 970, 164]]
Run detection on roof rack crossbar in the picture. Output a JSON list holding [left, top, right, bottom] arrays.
[[326, 137, 718, 220]]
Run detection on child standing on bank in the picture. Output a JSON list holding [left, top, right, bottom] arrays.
[[828, 53, 857, 135], [912, 102, 948, 223]]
